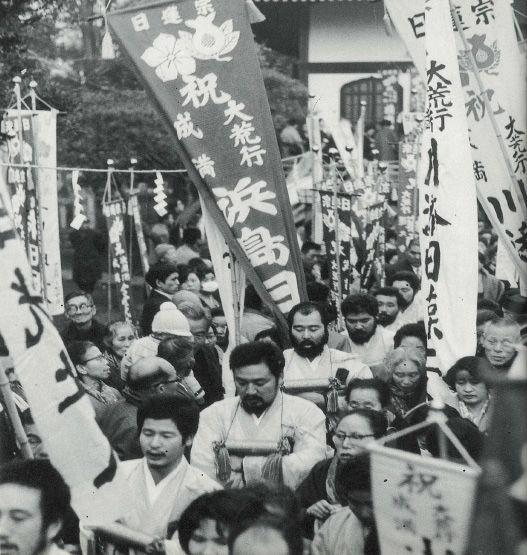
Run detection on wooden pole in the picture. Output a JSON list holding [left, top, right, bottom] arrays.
[[0, 358, 33, 459], [449, 0, 527, 218], [106, 160, 114, 323], [329, 149, 343, 326], [230, 248, 241, 347]]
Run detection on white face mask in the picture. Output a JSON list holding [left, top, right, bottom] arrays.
[[201, 280, 219, 293]]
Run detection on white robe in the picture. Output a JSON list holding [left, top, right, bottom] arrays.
[[190, 393, 327, 490]]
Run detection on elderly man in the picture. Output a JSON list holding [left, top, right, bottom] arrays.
[[340, 293, 395, 377], [0, 460, 71, 555], [191, 342, 327, 490], [59, 291, 107, 351], [98, 356, 195, 460], [482, 315, 522, 373], [283, 302, 371, 415]]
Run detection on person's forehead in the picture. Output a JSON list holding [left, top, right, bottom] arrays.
[[400, 336, 425, 349], [337, 413, 369, 432], [376, 294, 398, 303], [233, 362, 273, 380], [346, 312, 374, 320], [190, 318, 209, 332], [393, 280, 411, 289], [486, 325, 520, 340], [212, 315, 226, 324], [293, 310, 323, 326], [142, 418, 180, 434], [349, 388, 380, 401], [114, 324, 134, 336], [165, 272, 179, 280], [0, 483, 42, 512], [84, 346, 102, 358], [394, 361, 419, 373], [67, 295, 90, 306]]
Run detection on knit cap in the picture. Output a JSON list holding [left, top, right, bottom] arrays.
[[152, 302, 192, 336]]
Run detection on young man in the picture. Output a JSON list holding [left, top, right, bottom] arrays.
[[0, 459, 71, 555], [340, 293, 395, 377], [389, 270, 424, 326], [119, 395, 220, 548], [141, 262, 180, 336], [191, 341, 327, 490], [385, 237, 422, 281], [373, 286, 404, 332], [59, 291, 107, 351]]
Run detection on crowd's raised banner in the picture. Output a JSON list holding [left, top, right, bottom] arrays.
[[1, 112, 43, 297], [320, 191, 355, 307], [0, 169, 132, 525], [396, 139, 419, 249], [359, 200, 386, 290], [417, 0, 478, 373], [370, 444, 480, 555], [108, 0, 306, 322]]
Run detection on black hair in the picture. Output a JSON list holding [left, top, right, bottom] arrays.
[[477, 309, 499, 327], [426, 418, 485, 462], [301, 241, 321, 255], [178, 490, 266, 554], [334, 453, 371, 501], [177, 264, 205, 284], [287, 301, 329, 329], [66, 341, 95, 366], [187, 257, 211, 278], [407, 237, 420, 250], [182, 227, 201, 246], [230, 341, 285, 380], [136, 394, 199, 442], [345, 378, 391, 409], [0, 459, 71, 533], [393, 322, 428, 349], [372, 286, 404, 308], [210, 307, 225, 319], [145, 261, 179, 289], [341, 408, 388, 439], [476, 298, 503, 316], [443, 356, 493, 390], [228, 515, 303, 555], [388, 270, 420, 292], [341, 293, 379, 318], [64, 291, 94, 306], [241, 482, 301, 523], [244, 284, 263, 311], [254, 327, 285, 351], [306, 281, 331, 304], [157, 336, 195, 376]]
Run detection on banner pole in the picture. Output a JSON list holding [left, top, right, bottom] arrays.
[[0, 358, 33, 460], [412, 115, 424, 240], [230, 248, 241, 347], [329, 150, 343, 325], [449, 0, 527, 218], [105, 160, 114, 323]]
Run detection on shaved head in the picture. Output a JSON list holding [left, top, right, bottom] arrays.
[[128, 356, 176, 390]]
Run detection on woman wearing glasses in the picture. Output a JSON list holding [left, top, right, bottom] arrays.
[[66, 341, 122, 422], [296, 409, 387, 538]]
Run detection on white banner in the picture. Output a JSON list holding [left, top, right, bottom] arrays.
[[33, 111, 64, 315], [0, 170, 131, 525], [370, 444, 480, 555], [419, 0, 478, 372]]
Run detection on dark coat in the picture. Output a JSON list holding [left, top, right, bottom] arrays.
[[97, 399, 142, 461], [193, 344, 224, 407], [141, 290, 172, 336], [70, 228, 106, 286], [60, 319, 108, 352]]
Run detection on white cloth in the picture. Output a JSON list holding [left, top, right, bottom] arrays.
[[341, 327, 395, 370], [398, 292, 425, 326], [190, 393, 327, 489]]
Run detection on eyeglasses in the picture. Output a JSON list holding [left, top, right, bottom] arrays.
[[334, 432, 375, 441], [66, 303, 93, 316], [82, 354, 106, 364]]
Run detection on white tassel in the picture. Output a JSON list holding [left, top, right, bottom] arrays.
[[102, 29, 116, 59], [246, 0, 265, 24]]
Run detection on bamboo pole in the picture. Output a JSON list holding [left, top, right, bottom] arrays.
[[0, 358, 33, 459], [230, 248, 241, 347], [449, 0, 527, 218], [329, 149, 343, 325]]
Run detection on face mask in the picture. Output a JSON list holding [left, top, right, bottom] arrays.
[[202, 280, 219, 293]]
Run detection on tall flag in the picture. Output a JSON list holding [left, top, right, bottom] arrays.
[[107, 0, 306, 317], [419, 0, 478, 372], [0, 169, 132, 525], [396, 138, 419, 249]]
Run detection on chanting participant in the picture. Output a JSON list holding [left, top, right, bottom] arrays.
[[119, 396, 220, 550], [282, 302, 371, 414], [340, 293, 395, 377], [190, 342, 326, 490], [388, 271, 424, 326]]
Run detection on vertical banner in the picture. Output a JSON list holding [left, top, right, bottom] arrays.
[[360, 201, 386, 290], [108, 0, 304, 315], [370, 445, 480, 555], [2, 112, 43, 295], [418, 0, 478, 372], [129, 194, 150, 277], [320, 191, 355, 305], [103, 200, 132, 323], [33, 111, 64, 315], [0, 171, 131, 525], [397, 139, 419, 249]]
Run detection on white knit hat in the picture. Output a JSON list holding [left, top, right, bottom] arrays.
[[152, 302, 192, 336]]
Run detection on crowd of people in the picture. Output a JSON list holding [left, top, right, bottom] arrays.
[[1, 218, 525, 555]]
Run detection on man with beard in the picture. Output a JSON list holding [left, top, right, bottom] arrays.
[[341, 293, 395, 379], [0, 459, 71, 555], [191, 341, 327, 490], [373, 287, 404, 332], [283, 302, 371, 412], [388, 271, 424, 326]]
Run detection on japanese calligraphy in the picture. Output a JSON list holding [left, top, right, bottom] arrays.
[[427, 61, 453, 132], [408, 12, 425, 38], [174, 112, 204, 140], [505, 116, 527, 174], [192, 153, 216, 178], [181, 73, 231, 108], [240, 227, 289, 267], [471, 0, 494, 25]]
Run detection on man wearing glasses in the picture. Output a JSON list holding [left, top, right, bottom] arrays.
[[59, 291, 107, 351]]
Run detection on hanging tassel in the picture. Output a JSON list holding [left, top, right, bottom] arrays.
[[213, 441, 232, 482], [383, 8, 394, 37], [326, 378, 340, 414], [246, 0, 265, 24], [102, 29, 116, 59], [261, 453, 284, 484]]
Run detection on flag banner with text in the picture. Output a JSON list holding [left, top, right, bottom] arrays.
[[128, 194, 150, 278], [320, 191, 355, 305], [419, 0, 479, 373], [104, 200, 132, 323], [1, 113, 43, 295], [359, 201, 386, 290], [0, 171, 131, 525], [108, 0, 303, 314], [396, 139, 419, 249], [370, 444, 480, 555], [32, 111, 64, 316]]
